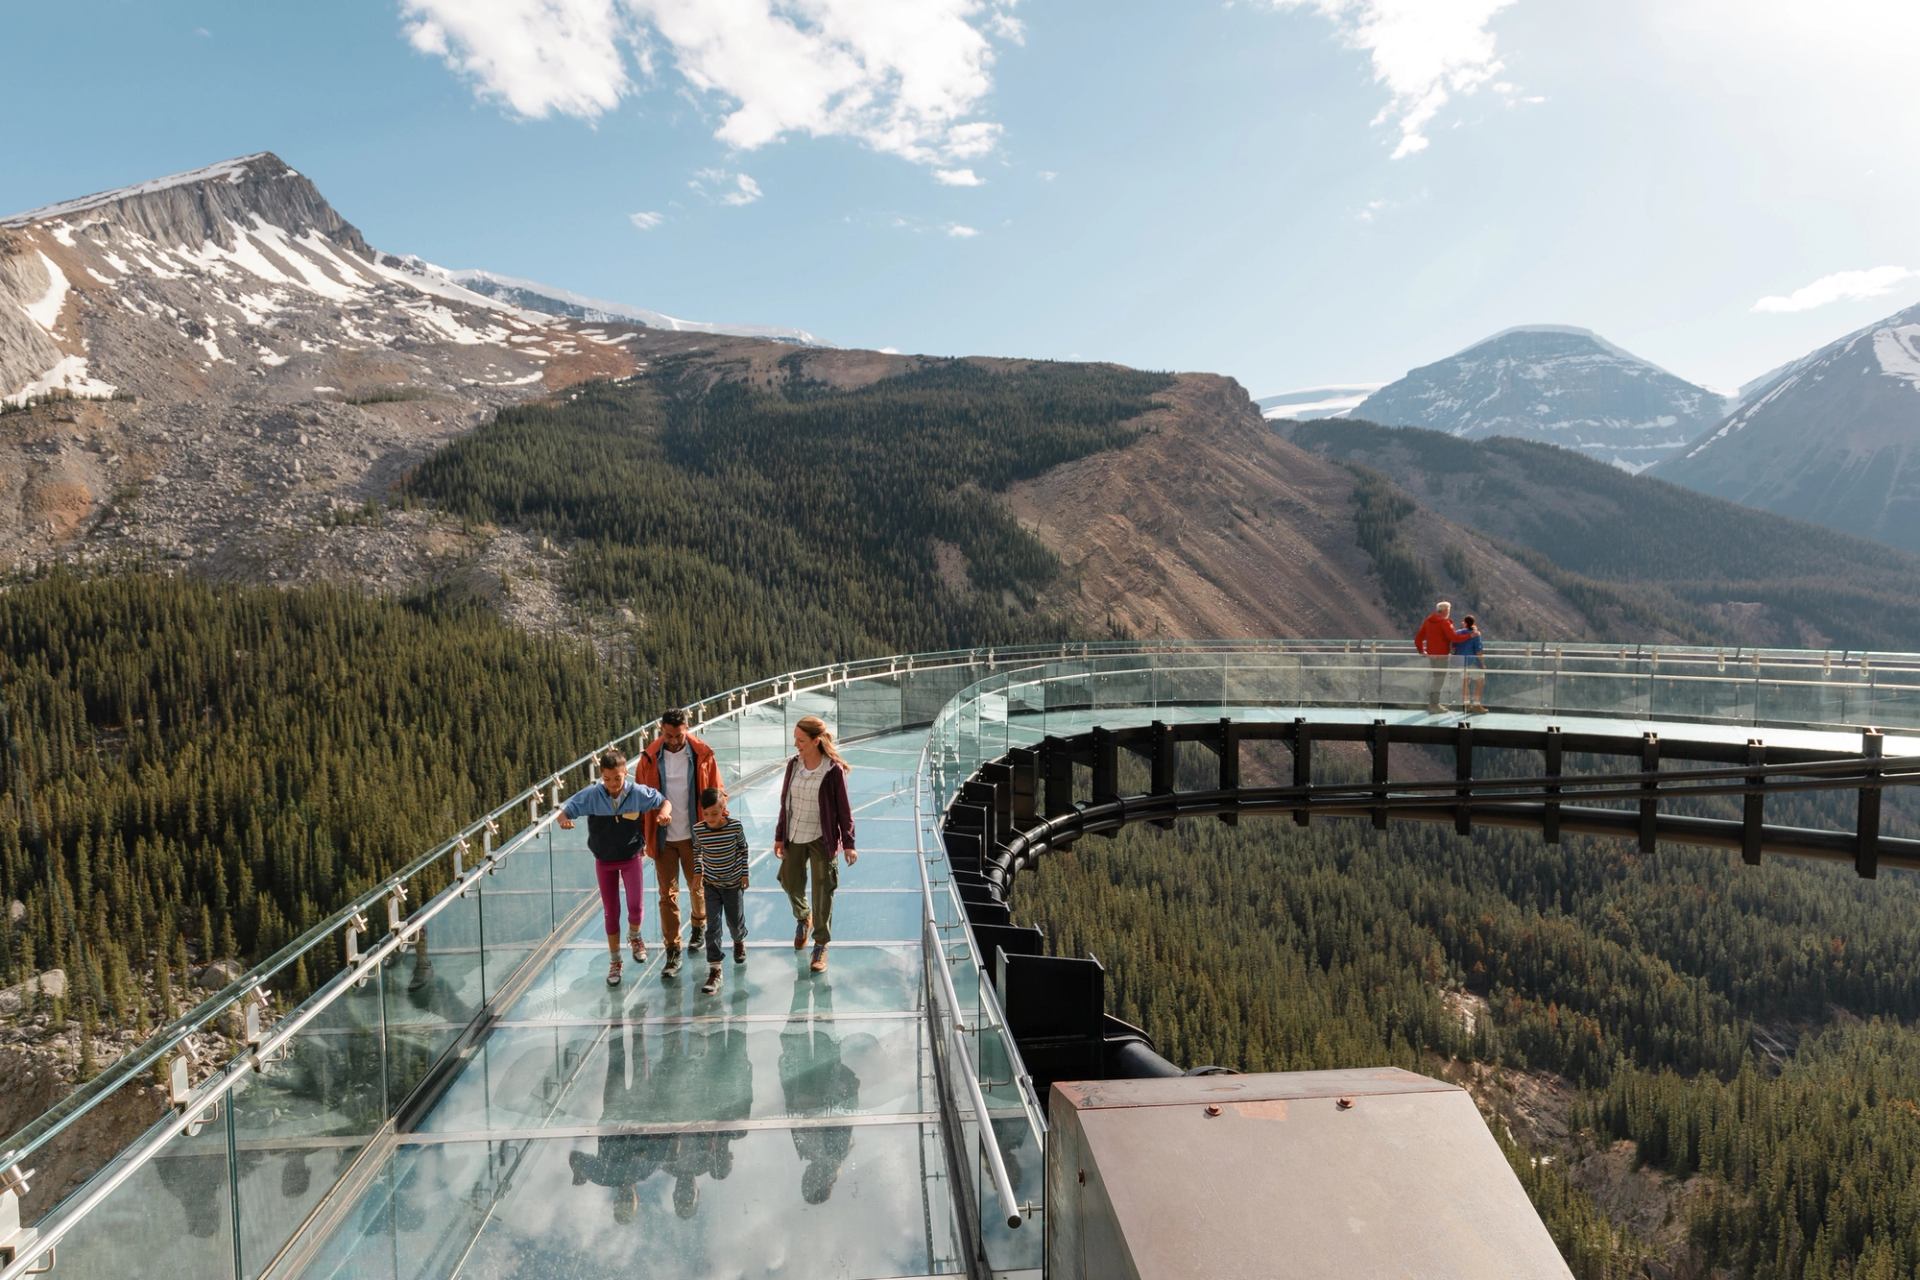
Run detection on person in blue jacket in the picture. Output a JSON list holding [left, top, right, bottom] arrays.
[[558, 749, 671, 986], [1453, 614, 1487, 713]]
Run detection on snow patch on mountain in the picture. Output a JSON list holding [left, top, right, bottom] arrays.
[[1874, 324, 1920, 387], [1, 154, 268, 226]]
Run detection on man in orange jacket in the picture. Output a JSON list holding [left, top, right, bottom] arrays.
[[1414, 601, 1459, 714], [636, 709, 726, 977]]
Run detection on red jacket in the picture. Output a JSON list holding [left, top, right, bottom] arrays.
[[1414, 613, 1457, 657], [636, 734, 723, 854]]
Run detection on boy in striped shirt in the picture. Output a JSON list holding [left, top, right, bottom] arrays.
[[695, 787, 750, 995]]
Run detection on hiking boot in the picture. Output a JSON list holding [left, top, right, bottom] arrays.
[[629, 933, 648, 963], [734, 940, 747, 965], [809, 946, 828, 974], [794, 918, 811, 950], [701, 965, 723, 996], [663, 948, 683, 979], [688, 923, 706, 951], [1471, 702, 1488, 714], [606, 956, 623, 987], [1429, 702, 1451, 714]]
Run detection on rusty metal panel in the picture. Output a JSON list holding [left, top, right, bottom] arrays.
[[1048, 1068, 1573, 1280]]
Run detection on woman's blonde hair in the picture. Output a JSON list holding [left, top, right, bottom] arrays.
[[794, 714, 850, 771]]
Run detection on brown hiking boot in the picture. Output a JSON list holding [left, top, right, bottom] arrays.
[[701, 965, 723, 996], [734, 940, 747, 964], [809, 945, 828, 973], [794, 918, 811, 950]]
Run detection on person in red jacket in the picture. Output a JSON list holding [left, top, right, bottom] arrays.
[[1414, 601, 1459, 714], [636, 709, 726, 978]]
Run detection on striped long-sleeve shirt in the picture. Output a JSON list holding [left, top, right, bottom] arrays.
[[693, 817, 750, 886]]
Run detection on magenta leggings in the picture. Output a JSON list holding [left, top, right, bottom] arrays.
[[595, 856, 645, 937]]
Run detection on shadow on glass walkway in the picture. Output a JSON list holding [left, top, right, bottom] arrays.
[[0, 642, 1914, 1280]]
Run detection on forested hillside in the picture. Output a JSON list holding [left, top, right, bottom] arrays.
[[0, 574, 652, 1042], [1014, 763, 1920, 1277], [406, 357, 1172, 697], [1287, 420, 1920, 650]]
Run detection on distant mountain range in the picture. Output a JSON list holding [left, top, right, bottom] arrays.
[[1254, 384, 1381, 421], [1337, 325, 1726, 473], [1652, 301, 1920, 552]]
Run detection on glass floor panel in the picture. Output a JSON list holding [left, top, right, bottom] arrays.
[[417, 1016, 935, 1134], [566, 891, 923, 946], [504, 944, 923, 1023], [304, 1123, 965, 1280]]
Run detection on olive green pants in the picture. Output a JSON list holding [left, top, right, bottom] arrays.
[[777, 838, 837, 946]]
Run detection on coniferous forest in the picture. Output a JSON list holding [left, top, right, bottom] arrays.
[[3, 361, 1920, 1275]]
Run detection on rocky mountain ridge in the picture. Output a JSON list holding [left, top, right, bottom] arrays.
[[1654, 300, 1920, 552]]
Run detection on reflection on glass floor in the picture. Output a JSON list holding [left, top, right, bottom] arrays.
[[299, 735, 967, 1279]]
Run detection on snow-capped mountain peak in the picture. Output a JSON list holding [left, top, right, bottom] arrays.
[[1350, 325, 1725, 472]]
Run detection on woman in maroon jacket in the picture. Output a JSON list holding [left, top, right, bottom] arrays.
[[775, 715, 858, 973]]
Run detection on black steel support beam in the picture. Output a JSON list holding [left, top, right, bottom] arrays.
[[1455, 722, 1474, 836], [1859, 729, 1883, 879], [1149, 721, 1176, 830], [1371, 719, 1390, 832], [1543, 727, 1562, 845], [1640, 733, 1660, 855], [1293, 717, 1311, 827], [1744, 739, 1765, 866]]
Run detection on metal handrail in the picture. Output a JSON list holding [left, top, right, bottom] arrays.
[[912, 741, 1026, 1231]]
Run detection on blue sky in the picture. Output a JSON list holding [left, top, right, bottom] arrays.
[[4, 0, 1917, 395]]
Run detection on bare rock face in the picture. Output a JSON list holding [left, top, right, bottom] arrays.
[[1006, 372, 1595, 641], [0, 152, 669, 581]]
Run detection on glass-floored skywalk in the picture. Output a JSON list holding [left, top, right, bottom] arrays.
[[5, 642, 1917, 1280], [301, 733, 964, 1280]]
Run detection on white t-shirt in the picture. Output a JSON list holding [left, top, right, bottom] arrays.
[[660, 747, 693, 842]]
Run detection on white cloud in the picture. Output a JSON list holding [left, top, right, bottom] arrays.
[[1036, 169, 1058, 182], [934, 168, 985, 186], [400, 0, 635, 120], [1268, 0, 1521, 158], [946, 224, 980, 238], [1356, 197, 1391, 222], [1752, 266, 1918, 314], [878, 345, 902, 354], [689, 169, 762, 206], [400, 0, 1020, 168], [628, 210, 664, 230]]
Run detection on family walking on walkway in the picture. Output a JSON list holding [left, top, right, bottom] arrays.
[[557, 710, 856, 988], [1414, 600, 1487, 714]]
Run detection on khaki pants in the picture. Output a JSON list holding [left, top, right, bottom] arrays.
[[656, 838, 705, 946], [777, 838, 837, 946]]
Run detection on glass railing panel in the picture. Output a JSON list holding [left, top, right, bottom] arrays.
[[232, 967, 389, 1277], [43, 1106, 239, 1280], [1091, 658, 1154, 713], [696, 711, 739, 789], [476, 835, 559, 1007], [1041, 661, 1094, 735], [1482, 651, 1555, 713], [1863, 671, 1920, 733], [1152, 654, 1227, 712], [382, 874, 483, 1106], [1552, 658, 1651, 718], [1647, 661, 1757, 725], [738, 699, 789, 781], [1299, 647, 1369, 705], [840, 674, 906, 741], [1005, 675, 1048, 749], [1754, 668, 1846, 729], [904, 663, 976, 728], [977, 684, 1011, 761], [788, 686, 839, 743], [1223, 652, 1303, 708]]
